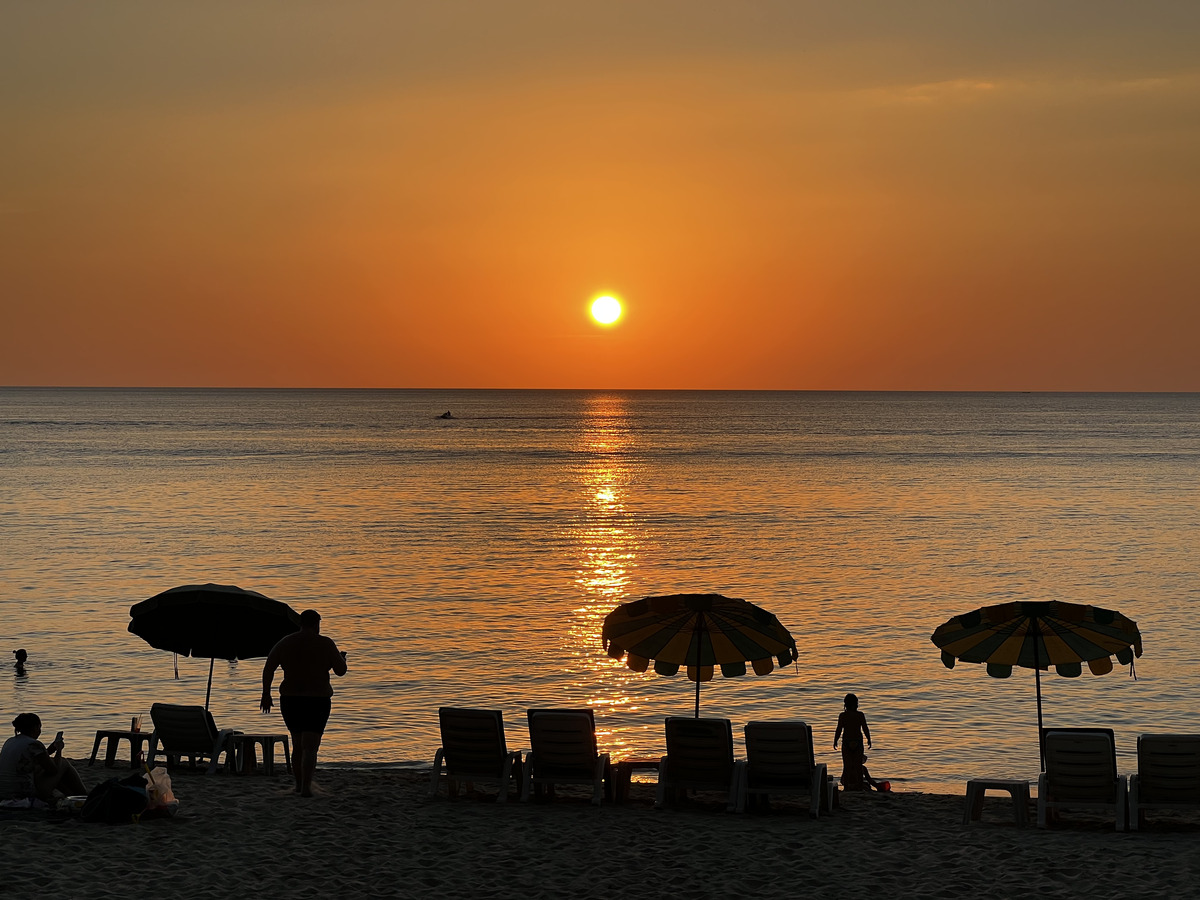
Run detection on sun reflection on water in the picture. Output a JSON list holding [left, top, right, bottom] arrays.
[[562, 395, 656, 757]]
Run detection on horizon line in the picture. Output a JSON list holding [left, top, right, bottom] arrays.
[[3, 385, 1198, 395]]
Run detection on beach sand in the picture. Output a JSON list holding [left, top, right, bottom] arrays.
[[4, 761, 1198, 899]]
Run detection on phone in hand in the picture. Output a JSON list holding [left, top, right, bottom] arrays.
[[55, 730, 63, 743]]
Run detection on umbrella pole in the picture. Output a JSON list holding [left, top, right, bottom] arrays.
[[205, 657, 214, 710], [1034, 663, 1045, 770], [694, 612, 705, 718], [1032, 618, 1045, 771]]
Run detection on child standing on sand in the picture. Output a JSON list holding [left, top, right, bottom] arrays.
[[833, 693, 872, 791]]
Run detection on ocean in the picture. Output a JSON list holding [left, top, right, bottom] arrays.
[[2, 388, 1197, 792]]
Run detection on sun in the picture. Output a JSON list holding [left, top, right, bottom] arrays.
[[590, 295, 622, 326]]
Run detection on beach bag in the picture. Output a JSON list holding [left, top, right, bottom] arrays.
[[81, 772, 149, 824], [143, 766, 179, 818]]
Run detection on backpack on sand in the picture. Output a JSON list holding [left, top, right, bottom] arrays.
[[81, 771, 149, 824]]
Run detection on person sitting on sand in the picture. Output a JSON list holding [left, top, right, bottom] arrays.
[[860, 757, 890, 793], [0, 713, 87, 804], [260, 609, 347, 797], [833, 693, 873, 792]]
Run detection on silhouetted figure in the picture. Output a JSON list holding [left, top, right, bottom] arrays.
[[0, 713, 86, 804], [834, 693, 873, 791], [260, 609, 347, 797], [13, 649, 26, 677], [438, 411, 454, 419], [861, 759, 890, 792]]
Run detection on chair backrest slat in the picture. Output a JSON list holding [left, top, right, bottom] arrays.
[[1043, 728, 1118, 801], [1138, 734, 1200, 802], [527, 709, 598, 775], [150, 703, 218, 752], [744, 720, 815, 787], [665, 717, 734, 785], [438, 707, 509, 778]]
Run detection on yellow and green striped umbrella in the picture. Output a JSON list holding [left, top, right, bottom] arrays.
[[602, 593, 798, 717], [931, 600, 1142, 766]]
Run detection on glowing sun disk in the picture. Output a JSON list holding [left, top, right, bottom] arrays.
[[591, 296, 622, 325]]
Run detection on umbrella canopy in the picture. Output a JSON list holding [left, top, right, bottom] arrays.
[[129, 583, 301, 708], [602, 593, 798, 717], [931, 599, 1142, 767]]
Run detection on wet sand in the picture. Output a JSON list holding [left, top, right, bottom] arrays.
[[4, 762, 1199, 899]]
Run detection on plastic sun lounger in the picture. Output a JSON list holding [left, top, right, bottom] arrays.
[[1129, 733, 1200, 831], [655, 716, 745, 813], [522, 708, 610, 806], [147, 703, 238, 775], [740, 720, 834, 817], [1037, 728, 1127, 831], [429, 707, 523, 803]]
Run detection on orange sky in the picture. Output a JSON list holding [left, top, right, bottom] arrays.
[[3, 2, 1198, 389]]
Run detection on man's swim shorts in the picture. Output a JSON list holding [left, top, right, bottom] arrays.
[[280, 696, 333, 735]]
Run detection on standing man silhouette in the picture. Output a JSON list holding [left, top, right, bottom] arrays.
[[261, 610, 347, 797]]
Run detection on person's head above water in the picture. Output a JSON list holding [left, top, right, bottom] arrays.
[[13, 649, 27, 664], [844, 693, 858, 711], [12, 713, 41, 736], [299, 609, 321, 631]]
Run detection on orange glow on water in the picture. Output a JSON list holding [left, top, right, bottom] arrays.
[[5, 390, 1194, 791], [562, 394, 654, 757]]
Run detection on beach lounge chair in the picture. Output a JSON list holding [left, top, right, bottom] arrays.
[[739, 720, 834, 817], [1128, 733, 1200, 831], [522, 708, 610, 806], [146, 703, 238, 775], [1037, 728, 1127, 831], [655, 716, 745, 812], [429, 707, 523, 803]]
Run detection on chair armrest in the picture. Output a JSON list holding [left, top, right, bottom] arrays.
[[429, 748, 446, 798], [521, 751, 536, 802], [207, 728, 236, 775], [728, 760, 748, 813], [593, 753, 610, 807], [813, 763, 830, 815], [654, 757, 670, 809], [1116, 776, 1128, 832]]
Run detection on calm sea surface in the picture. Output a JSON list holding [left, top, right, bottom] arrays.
[[2, 389, 1198, 792]]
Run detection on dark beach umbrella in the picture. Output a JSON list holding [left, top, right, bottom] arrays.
[[129, 583, 301, 709], [602, 593, 798, 717], [931, 599, 1142, 768]]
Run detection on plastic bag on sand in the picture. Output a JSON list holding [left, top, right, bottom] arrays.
[[144, 766, 179, 818]]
